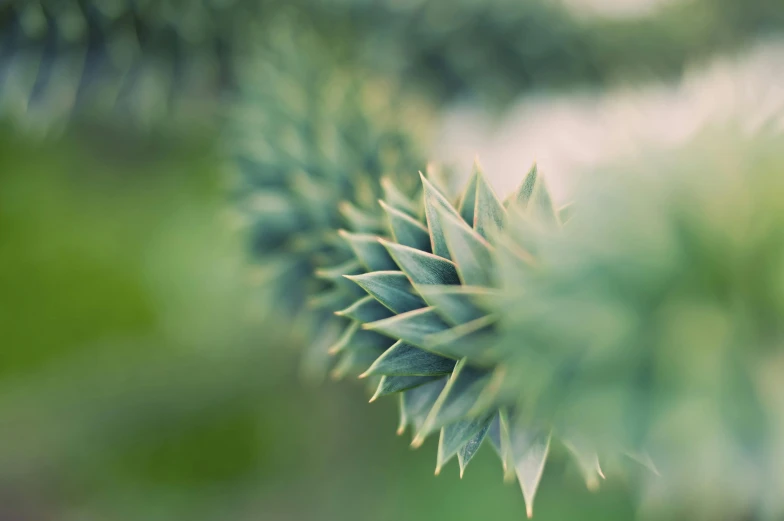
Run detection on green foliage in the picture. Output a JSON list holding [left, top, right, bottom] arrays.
[[16, 2, 781, 519], [5, 0, 784, 130], [316, 159, 596, 516], [496, 127, 784, 520], [225, 19, 784, 508], [0, 0, 249, 131], [306, 0, 784, 104], [228, 19, 433, 379], [0, 131, 643, 521], [240, 123, 784, 519]]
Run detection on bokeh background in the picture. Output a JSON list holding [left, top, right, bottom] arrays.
[[2, 1, 783, 520]]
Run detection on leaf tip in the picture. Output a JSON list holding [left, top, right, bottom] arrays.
[[596, 457, 606, 480]]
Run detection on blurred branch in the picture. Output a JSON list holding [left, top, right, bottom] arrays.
[[2, 0, 784, 131]]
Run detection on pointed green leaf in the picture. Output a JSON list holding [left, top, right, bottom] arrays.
[[381, 240, 460, 285], [458, 424, 492, 477], [329, 322, 394, 355], [372, 375, 444, 401], [505, 163, 538, 209], [508, 417, 552, 518], [457, 166, 479, 224], [315, 259, 367, 298], [380, 200, 431, 252], [328, 322, 360, 355], [339, 230, 397, 271], [308, 287, 356, 312], [346, 329, 397, 352], [436, 363, 493, 423], [625, 451, 660, 476], [362, 340, 455, 377], [315, 259, 363, 280], [364, 307, 451, 348], [474, 165, 506, 239], [420, 172, 463, 260], [437, 206, 495, 286], [416, 285, 489, 326], [300, 316, 344, 384], [346, 271, 426, 314], [488, 409, 517, 481], [492, 221, 540, 283], [417, 359, 492, 439], [400, 378, 448, 438], [437, 414, 492, 475], [468, 366, 512, 418], [396, 394, 407, 435], [336, 296, 394, 323], [563, 437, 605, 491], [527, 174, 558, 226], [331, 344, 387, 380], [425, 315, 497, 361], [489, 413, 503, 458]]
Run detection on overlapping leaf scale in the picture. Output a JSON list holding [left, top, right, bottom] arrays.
[[320, 160, 588, 515]]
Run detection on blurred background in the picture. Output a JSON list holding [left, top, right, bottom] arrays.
[[1, 1, 783, 520]]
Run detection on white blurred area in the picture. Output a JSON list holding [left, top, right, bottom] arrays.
[[561, 0, 676, 19], [433, 40, 784, 204]]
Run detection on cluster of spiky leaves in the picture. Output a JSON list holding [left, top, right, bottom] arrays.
[[494, 127, 784, 521], [318, 161, 595, 517], [228, 20, 433, 377], [0, 0, 250, 130]]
